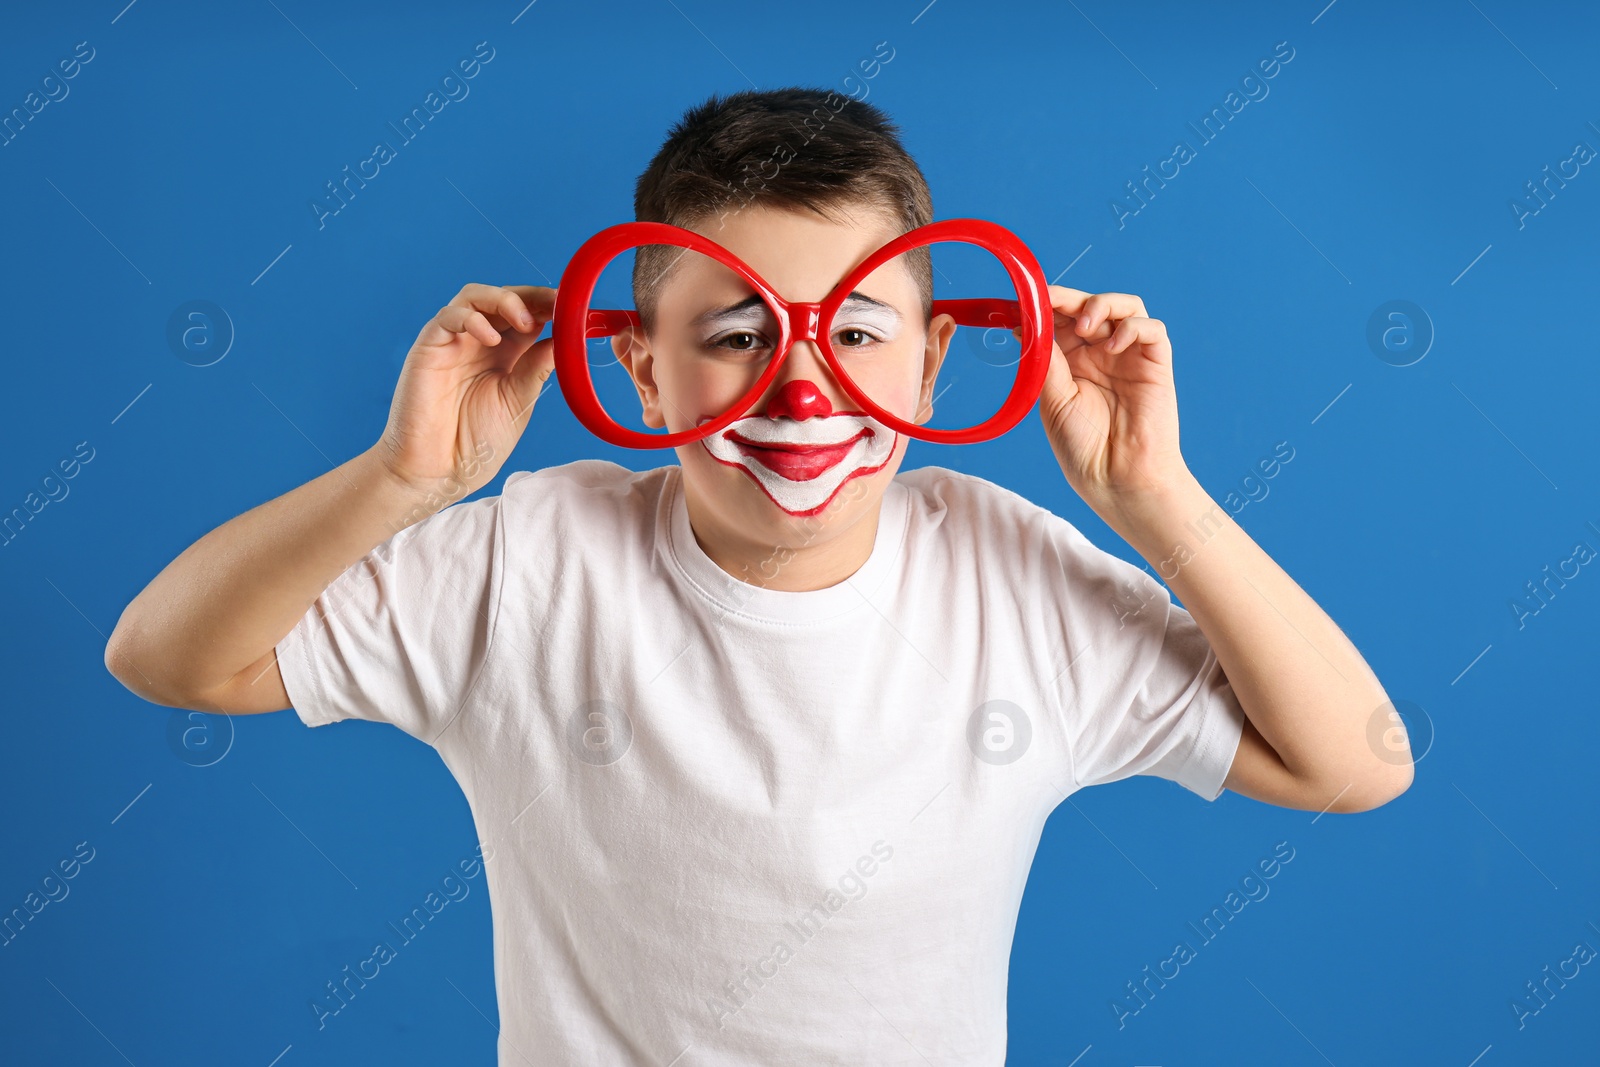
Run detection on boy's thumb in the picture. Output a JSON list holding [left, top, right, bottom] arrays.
[[506, 336, 557, 423]]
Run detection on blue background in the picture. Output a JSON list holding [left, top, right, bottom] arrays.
[[3, 0, 1597, 1063]]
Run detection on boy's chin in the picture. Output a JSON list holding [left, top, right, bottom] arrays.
[[678, 450, 891, 538], [700, 434, 900, 523], [752, 468, 881, 523]]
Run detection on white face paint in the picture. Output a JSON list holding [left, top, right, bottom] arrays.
[[699, 412, 898, 517]]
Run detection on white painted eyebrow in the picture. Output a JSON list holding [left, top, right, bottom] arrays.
[[836, 293, 902, 322], [691, 294, 771, 329], [833, 295, 903, 328], [690, 291, 905, 329]]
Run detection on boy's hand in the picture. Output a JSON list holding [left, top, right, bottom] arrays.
[[373, 284, 557, 499], [1023, 285, 1195, 517]]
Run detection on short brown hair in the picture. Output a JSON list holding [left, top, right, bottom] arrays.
[[630, 87, 933, 335]]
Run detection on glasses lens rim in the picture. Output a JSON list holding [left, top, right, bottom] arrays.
[[561, 219, 1047, 447], [580, 231, 799, 445], [819, 234, 1028, 434]]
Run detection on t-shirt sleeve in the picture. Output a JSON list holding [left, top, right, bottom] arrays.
[[274, 488, 505, 747], [1032, 508, 1246, 802]]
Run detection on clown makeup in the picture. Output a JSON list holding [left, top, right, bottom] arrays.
[[610, 201, 951, 592], [689, 291, 907, 349], [685, 287, 909, 516], [698, 409, 898, 517]]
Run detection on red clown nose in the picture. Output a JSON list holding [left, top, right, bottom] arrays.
[[764, 380, 833, 421]]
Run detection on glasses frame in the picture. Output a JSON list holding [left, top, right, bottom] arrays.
[[551, 217, 1055, 449]]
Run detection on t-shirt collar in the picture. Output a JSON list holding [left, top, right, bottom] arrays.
[[664, 465, 909, 625]]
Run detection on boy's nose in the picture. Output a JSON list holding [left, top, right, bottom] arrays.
[[764, 379, 833, 420]]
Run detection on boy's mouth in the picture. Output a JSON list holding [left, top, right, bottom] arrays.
[[698, 413, 896, 517], [724, 429, 869, 481]]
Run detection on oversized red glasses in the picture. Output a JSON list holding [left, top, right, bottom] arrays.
[[549, 217, 1054, 449]]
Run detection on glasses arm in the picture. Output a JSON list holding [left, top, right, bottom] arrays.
[[930, 298, 1024, 330], [585, 309, 642, 338], [589, 301, 1022, 336]]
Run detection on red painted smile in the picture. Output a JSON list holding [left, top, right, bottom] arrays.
[[725, 429, 870, 482]]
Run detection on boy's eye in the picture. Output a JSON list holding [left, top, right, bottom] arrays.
[[834, 327, 883, 349], [705, 326, 886, 356], [708, 331, 771, 354]]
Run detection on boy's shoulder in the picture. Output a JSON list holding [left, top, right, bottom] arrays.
[[495, 460, 1085, 532], [895, 462, 1043, 507], [896, 463, 1138, 581], [503, 457, 664, 493], [895, 463, 1082, 537], [499, 458, 675, 514], [490, 460, 1097, 559], [493, 460, 676, 554]]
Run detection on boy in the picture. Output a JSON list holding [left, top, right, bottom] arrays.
[[106, 87, 1410, 1064]]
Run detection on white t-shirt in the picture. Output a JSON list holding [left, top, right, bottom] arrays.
[[276, 459, 1245, 1066]]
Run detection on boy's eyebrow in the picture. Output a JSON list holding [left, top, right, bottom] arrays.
[[690, 291, 900, 327], [690, 294, 768, 327]]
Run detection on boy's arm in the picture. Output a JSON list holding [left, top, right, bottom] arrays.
[[105, 283, 558, 715], [105, 448, 445, 713], [1104, 476, 1408, 813], [1027, 285, 1412, 814]]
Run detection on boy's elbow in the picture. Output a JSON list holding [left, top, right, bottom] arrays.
[[104, 623, 149, 698], [1381, 761, 1415, 805], [104, 614, 180, 706], [1375, 739, 1417, 804], [1340, 761, 1414, 813]]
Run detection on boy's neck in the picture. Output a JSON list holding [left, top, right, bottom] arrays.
[[683, 487, 883, 593]]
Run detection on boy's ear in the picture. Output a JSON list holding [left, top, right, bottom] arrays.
[[914, 312, 958, 426], [611, 328, 666, 430]]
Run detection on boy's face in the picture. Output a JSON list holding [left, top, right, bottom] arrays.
[[613, 201, 956, 556]]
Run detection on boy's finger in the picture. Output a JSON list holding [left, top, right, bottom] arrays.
[[496, 288, 537, 331], [451, 283, 543, 333], [501, 285, 559, 329], [1076, 292, 1149, 334], [1047, 287, 1150, 333], [436, 304, 502, 346], [1045, 287, 1109, 338], [1046, 285, 1091, 313]]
